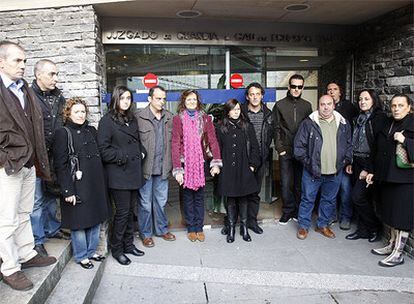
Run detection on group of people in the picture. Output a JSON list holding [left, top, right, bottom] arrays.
[[0, 40, 413, 291]]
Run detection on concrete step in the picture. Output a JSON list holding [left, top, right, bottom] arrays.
[[45, 256, 106, 304], [0, 239, 72, 304]]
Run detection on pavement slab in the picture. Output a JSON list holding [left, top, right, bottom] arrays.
[[93, 223, 414, 303]]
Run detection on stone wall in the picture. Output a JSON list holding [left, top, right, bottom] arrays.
[[0, 5, 105, 123], [354, 4, 414, 257], [353, 4, 413, 108]]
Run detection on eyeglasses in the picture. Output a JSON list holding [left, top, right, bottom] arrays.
[[290, 85, 304, 90]]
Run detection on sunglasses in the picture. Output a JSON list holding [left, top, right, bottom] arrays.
[[290, 85, 304, 90]]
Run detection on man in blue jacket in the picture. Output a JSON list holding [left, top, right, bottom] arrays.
[[294, 95, 352, 240]]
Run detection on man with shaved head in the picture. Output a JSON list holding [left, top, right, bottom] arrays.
[[293, 95, 352, 241], [0, 41, 56, 291], [30, 59, 68, 258]]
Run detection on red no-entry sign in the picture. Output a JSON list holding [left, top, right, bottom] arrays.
[[230, 73, 243, 89], [143, 73, 159, 88]]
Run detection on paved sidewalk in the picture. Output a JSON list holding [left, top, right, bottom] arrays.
[[93, 222, 414, 303]]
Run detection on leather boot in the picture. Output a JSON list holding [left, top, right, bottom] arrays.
[[226, 200, 237, 243], [378, 230, 409, 267], [239, 200, 251, 242]]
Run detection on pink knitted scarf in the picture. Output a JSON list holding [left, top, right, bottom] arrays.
[[182, 111, 205, 190]]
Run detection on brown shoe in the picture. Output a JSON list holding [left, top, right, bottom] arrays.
[[160, 232, 176, 241], [315, 226, 336, 239], [21, 254, 57, 269], [142, 237, 155, 248], [3, 271, 33, 291], [297, 228, 308, 240], [196, 232, 205, 242], [187, 232, 197, 242]]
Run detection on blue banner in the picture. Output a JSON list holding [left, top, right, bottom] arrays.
[[102, 88, 277, 104]]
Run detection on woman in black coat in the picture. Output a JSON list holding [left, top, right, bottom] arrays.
[[367, 94, 414, 267], [97, 86, 145, 265], [216, 99, 261, 243], [53, 98, 108, 269], [345, 89, 386, 243]]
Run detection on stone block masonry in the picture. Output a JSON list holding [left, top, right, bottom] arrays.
[[353, 4, 413, 108], [0, 5, 106, 124]]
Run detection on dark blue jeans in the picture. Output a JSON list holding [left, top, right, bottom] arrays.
[[298, 169, 342, 230], [279, 155, 303, 216], [336, 171, 353, 222], [182, 187, 205, 233], [31, 177, 61, 245]]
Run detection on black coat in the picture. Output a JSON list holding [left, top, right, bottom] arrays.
[[372, 113, 414, 184], [53, 121, 109, 230], [216, 119, 261, 197], [97, 112, 145, 190], [273, 92, 313, 157], [336, 98, 358, 126], [31, 80, 65, 150]]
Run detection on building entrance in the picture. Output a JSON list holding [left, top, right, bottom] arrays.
[[104, 44, 329, 229]]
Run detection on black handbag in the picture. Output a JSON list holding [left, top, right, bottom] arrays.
[[64, 126, 80, 181], [43, 127, 80, 196]]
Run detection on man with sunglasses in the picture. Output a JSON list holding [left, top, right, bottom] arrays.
[[273, 74, 312, 225]]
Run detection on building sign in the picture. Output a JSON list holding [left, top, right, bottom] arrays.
[[230, 74, 244, 89], [142, 73, 158, 89], [102, 18, 352, 48]]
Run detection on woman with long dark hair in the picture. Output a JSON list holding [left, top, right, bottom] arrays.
[[345, 89, 386, 242], [97, 86, 145, 265], [216, 99, 260, 242], [367, 94, 414, 267], [53, 98, 108, 269], [171, 89, 222, 242]]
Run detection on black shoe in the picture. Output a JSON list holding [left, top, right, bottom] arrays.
[[50, 230, 71, 240], [125, 247, 145, 257], [34, 244, 48, 257], [114, 254, 131, 265], [345, 231, 368, 240], [226, 225, 235, 243], [248, 224, 263, 234], [221, 225, 229, 236], [79, 261, 94, 269], [279, 213, 292, 225], [240, 225, 252, 242], [90, 255, 106, 262], [368, 232, 381, 243]]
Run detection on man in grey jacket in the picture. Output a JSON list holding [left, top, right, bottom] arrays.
[[136, 86, 175, 248]]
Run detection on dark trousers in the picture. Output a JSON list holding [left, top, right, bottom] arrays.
[[351, 162, 382, 235], [110, 189, 137, 257], [280, 155, 303, 216], [182, 187, 205, 233], [246, 165, 264, 227]]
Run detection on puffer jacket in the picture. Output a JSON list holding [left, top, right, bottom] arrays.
[[294, 110, 352, 177]]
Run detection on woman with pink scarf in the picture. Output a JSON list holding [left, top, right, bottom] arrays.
[[172, 89, 222, 242]]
